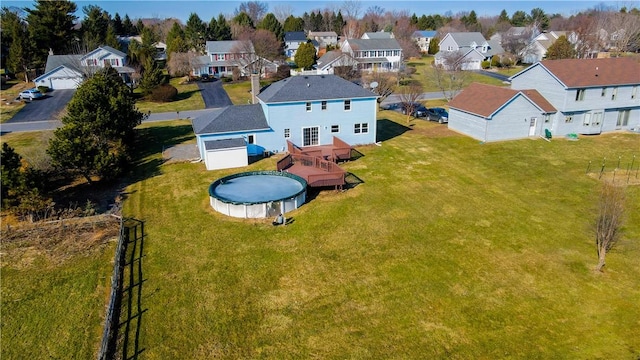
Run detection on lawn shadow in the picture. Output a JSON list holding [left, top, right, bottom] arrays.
[[174, 89, 202, 101], [377, 118, 412, 143]]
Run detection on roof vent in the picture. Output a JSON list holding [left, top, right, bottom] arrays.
[[307, 83, 310, 87]]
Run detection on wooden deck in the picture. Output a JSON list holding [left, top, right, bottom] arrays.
[[276, 138, 351, 189]]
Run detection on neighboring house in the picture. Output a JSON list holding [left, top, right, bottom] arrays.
[[521, 31, 577, 64], [434, 32, 504, 70], [341, 38, 403, 72], [448, 57, 640, 142], [315, 51, 358, 75], [412, 30, 437, 53], [118, 35, 167, 61], [362, 32, 394, 39], [308, 31, 338, 48], [192, 74, 378, 170], [448, 83, 557, 142], [193, 40, 260, 78], [284, 31, 308, 58], [33, 45, 134, 90]]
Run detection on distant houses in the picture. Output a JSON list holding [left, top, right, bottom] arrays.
[[448, 57, 640, 142], [434, 32, 504, 70]]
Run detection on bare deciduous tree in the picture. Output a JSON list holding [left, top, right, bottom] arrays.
[[606, 11, 640, 54], [501, 27, 535, 63], [362, 71, 396, 104], [594, 182, 625, 272], [430, 52, 469, 101], [235, 1, 269, 24], [398, 82, 423, 123], [167, 52, 198, 77], [341, 0, 362, 20]]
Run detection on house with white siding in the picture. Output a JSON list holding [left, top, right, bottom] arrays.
[[448, 57, 640, 142], [341, 38, 403, 72], [308, 31, 338, 48], [521, 31, 578, 64], [412, 30, 437, 53], [435, 32, 504, 70], [192, 75, 378, 170], [284, 31, 309, 58], [192, 40, 260, 78], [33, 46, 134, 89]]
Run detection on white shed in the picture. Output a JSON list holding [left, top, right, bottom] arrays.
[[204, 138, 248, 171]]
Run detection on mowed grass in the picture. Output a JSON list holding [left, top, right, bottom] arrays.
[[0, 79, 30, 123], [134, 77, 205, 114], [122, 116, 640, 359]]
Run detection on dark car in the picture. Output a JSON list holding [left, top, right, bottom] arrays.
[[402, 102, 428, 117], [200, 74, 213, 82], [426, 107, 449, 123], [381, 102, 401, 111]]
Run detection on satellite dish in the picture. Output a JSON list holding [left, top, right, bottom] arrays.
[[370, 81, 379, 89]]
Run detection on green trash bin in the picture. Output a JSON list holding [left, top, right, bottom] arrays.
[[544, 129, 552, 139]]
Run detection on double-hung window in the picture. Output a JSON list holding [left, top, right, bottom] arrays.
[[344, 100, 351, 111]]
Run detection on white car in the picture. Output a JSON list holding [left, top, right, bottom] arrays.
[[19, 88, 44, 101]]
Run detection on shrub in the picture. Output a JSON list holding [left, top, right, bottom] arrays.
[[481, 60, 491, 69], [37, 86, 50, 93], [149, 84, 178, 102], [491, 56, 501, 68]]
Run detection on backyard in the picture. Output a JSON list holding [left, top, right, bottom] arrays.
[[2, 104, 639, 360]]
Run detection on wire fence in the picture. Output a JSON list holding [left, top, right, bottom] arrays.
[[586, 154, 639, 185], [97, 217, 144, 360]]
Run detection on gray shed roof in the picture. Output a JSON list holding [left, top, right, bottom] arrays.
[[257, 74, 377, 103], [204, 138, 246, 150], [345, 38, 402, 51], [192, 104, 269, 135]]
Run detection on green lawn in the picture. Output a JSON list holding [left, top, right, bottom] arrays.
[[223, 81, 253, 105], [0, 79, 29, 123], [118, 116, 639, 358], [134, 77, 205, 114]]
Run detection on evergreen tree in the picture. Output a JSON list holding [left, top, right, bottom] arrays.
[[135, 19, 144, 34], [185, 13, 206, 52], [410, 14, 419, 26], [112, 13, 123, 35], [498, 9, 510, 23], [530, 8, 549, 31], [47, 67, 144, 184], [233, 12, 255, 28], [206, 16, 218, 40], [2, 8, 32, 81], [1, 143, 23, 208], [294, 41, 316, 70], [81, 5, 111, 50], [104, 25, 121, 49], [26, 0, 78, 68], [214, 14, 232, 40], [257, 13, 283, 40], [122, 14, 135, 35], [284, 15, 304, 32], [510, 10, 529, 26], [333, 11, 344, 34], [166, 22, 187, 55], [428, 36, 439, 55], [545, 35, 576, 59]]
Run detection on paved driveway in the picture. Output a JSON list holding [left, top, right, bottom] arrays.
[[196, 80, 233, 108], [7, 89, 75, 123], [473, 70, 510, 82]]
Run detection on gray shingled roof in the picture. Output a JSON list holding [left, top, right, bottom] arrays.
[[257, 74, 377, 103], [448, 32, 489, 47], [204, 138, 246, 150], [192, 104, 269, 135], [285, 32, 307, 42], [363, 32, 393, 39], [205, 40, 253, 54], [345, 38, 402, 51], [44, 55, 83, 73], [100, 45, 127, 58]]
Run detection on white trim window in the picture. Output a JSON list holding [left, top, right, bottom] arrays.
[[344, 99, 351, 111], [611, 87, 617, 101], [306, 102, 312, 112], [354, 123, 368, 134], [575, 89, 585, 101], [284, 128, 290, 138], [322, 101, 327, 110], [331, 125, 339, 133]]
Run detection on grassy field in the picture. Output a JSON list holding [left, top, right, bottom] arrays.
[[0, 79, 30, 123], [115, 115, 639, 358], [134, 77, 205, 114]]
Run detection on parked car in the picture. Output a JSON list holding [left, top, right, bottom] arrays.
[[200, 74, 213, 82], [426, 107, 449, 123], [381, 102, 401, 111], [402, 102, 428, 117], [18, 88, 44, 101]]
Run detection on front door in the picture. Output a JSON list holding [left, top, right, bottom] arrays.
[[528, 117, 537, 136], [302, 127, 319, 147]]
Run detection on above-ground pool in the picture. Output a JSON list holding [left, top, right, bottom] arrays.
[[209, 171, 307, 218]]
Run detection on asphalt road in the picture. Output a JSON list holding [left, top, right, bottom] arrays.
[[196, 80, 233, 108], [473, 70, 511, 82], [7, 89, 75, 123]]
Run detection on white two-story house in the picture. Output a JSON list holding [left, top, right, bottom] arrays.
[[340, 38, 403, 72], [435, 32, 504, 70], [447, 57, 640, 142], [193, 40, 256, 78], [33, 45, 134, 89]]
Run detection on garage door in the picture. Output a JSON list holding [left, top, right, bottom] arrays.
[[50, 77, 80, 89]]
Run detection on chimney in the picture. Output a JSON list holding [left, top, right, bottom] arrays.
[[250, 73, 260, 104]]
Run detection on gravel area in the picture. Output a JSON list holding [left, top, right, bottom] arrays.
[[162, 144, 200, 164]]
